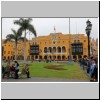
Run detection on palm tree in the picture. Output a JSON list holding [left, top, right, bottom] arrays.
[[14, 18, 37, 62], [4, 29, 25, 60]]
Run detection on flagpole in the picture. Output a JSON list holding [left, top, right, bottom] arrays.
[[69, 18, 72, 63], [54, 26, 56, 33], [54, 25, 56, 61], [76, 23, 77, 34]]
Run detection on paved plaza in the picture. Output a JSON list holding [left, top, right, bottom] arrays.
[[2, 77, 89, 82]]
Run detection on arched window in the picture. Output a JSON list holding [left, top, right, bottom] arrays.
[[57, 56, 61, 60], [62, 46, 66, 53], [39, 56, 42, 60], [53, 56, 56, 60], [44, 47, 47, 53], [49, 56, 52, 59], [62, 55, 66, 60], [35, 56, 38, 59], [4, 56, 6, 60], [53, 47, 56, 53], [44, 55, 47, 60], [48, 47, 52, 53], [8, 56, 10, 60], [57, 47, 61, 53], [11, 56, 12, 60]]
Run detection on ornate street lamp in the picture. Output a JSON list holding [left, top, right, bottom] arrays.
[[85, 20, 92, 58]]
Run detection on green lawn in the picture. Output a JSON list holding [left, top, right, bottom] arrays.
[[18, 62, 89, 80], [2, 61, 89, 80]]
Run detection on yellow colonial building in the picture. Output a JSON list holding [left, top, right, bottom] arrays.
[[2, 32, 89, 61]]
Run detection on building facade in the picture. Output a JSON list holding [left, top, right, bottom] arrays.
[[2, 33, 90, 61], [91, 38, 98, 56]]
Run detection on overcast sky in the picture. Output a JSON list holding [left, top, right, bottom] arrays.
[[2, 18, 98, 40]]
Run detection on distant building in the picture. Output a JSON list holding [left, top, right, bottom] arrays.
[[91, 38, 98, 56], [2, 46, 4, 57], [2, 32, 93, 60]]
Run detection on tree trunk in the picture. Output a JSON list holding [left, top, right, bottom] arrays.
[[15, 42, 17, 60], [24, 30, 26, 62]]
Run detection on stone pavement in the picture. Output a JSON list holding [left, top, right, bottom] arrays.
[[2, 77, 90, 82]]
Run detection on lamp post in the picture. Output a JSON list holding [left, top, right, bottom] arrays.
[[85, 20, 92, 58]]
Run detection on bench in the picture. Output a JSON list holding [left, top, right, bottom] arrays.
[[18, 72, 22, 78], [18, 71, 28, 78]]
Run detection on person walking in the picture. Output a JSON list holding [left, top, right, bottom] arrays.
[[92, 59, 98, 82], [90, 59, 96, 82], [81, 58, 85, 70], [25, 64, 30, 78]]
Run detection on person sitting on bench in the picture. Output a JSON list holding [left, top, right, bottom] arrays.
[[2, 63, 10, 79], [21, 64, 30, 78]]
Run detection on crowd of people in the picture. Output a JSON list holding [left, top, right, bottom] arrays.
[[2, 61, 30, 79], [2, 57, 98, 82], [78, 56, 98, 82]]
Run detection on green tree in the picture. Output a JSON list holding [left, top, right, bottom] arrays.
[[14, 18, 37, 62], [4, 29, 25, 60]]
